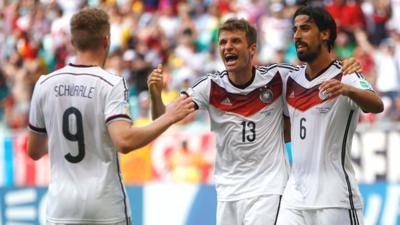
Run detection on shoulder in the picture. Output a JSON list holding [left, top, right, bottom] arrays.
[[191, 70, 227, 88], [257, 63, 299, 77], [95, 68, 125, 87], [341, 71, 367, 84], [286, 64, 305, 79]]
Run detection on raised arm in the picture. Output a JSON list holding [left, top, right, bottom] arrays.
[[148, 64, 166, 119], [108, 95, 195, 153]]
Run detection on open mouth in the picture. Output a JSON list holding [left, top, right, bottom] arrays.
[[224, 54, 239, 65], [295, 42, 308, 51]]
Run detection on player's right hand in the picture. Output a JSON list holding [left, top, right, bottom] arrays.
[[165, 95, 195, 123], [147, 64, 164, 97]]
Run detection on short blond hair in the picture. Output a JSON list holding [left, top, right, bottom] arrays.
[[70, 8, 110, 51]]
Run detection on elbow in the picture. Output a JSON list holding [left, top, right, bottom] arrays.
[[371, 100, 384, 114], [28, 151, 43, 161], [376, 101, 384, 113], [113, 138, 140, 154], [364, 101, 384, 114], [114, 139, 133, 154]]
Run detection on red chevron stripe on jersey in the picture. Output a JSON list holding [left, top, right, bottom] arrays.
[[286, 73, 343, 111], [209, 72, 282, 116]]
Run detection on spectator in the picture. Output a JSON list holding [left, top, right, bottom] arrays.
[[355, 30, 400, 120]]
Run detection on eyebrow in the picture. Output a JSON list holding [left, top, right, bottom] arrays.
[[294, 16, 315, 26]]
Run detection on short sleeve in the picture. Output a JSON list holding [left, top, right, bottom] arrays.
[[341, 72, 374, 109], [342, 72, 374, 91], [186, 76, 210, 110], [29, 76, 47, 134], [104, 78, 132, 124]]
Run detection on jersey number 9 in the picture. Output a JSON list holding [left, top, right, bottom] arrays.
[[62, 107, 85, 163]]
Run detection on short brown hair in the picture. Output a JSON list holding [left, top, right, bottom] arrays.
[[218, 18, 257, 46], [70, 8, 110, 51]]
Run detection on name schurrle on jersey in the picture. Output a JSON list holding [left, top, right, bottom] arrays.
[[54, 83, 96, 99]]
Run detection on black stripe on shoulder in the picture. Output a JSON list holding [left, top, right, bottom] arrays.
[[40, 73, 114, 86], [259, 63, 299, 73], [29, 123, 47, 134], [335, 60, 343, 65], [257, 64, 278, 74], [218, 70, 228, 77], [276, 63, 299, 70], [355, 72, 365, 79], [191, 75, 209, 89], [333, 60, 342, 69], [106, 114, 132, 124]]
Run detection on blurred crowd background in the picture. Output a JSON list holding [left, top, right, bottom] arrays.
[[0, 0, 400, 185]]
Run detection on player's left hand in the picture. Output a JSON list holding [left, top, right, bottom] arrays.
[[341, 57, 362, 75], [319, 79, 352, 99]]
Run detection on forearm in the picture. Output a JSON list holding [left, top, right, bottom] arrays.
[[150, 94, 166, 120], [346, 87, 384, 113], [131, 114, 175, 150], [28, 132, 48, 160], [115, 114, 175, 153], [283, 116, 291, 143]]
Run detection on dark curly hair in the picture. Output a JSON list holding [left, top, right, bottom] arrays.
[[293, 6, 337, 52]]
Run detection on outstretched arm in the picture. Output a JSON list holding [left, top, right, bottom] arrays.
[[108, 95, 195, 153], [148, 64, 166, 119]]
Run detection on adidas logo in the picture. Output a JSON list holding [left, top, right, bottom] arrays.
[[289, 91, 295, 98], [221, 97, 232, 105]]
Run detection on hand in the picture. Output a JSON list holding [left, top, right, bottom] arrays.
[[147, 64, 164, 97], [319, 79, 352, 99], [165, 95, 196, 123], [341, 57, 362, 75]]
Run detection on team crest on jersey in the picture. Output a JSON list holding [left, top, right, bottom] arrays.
[[259, 87, 273, 103]]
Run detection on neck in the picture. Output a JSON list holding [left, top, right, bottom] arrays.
[[228, 64, 253, 86], [305, 51, 333, 80], [74, 50, 106, 68]]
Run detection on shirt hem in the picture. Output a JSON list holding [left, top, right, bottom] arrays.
[[47, 217, 127, 224], [281, 203, 364, 210], [217, 190, 284, 202]]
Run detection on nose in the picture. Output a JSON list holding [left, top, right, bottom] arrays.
[[293, 30, 301, 40], [224, 41, 233, 50]]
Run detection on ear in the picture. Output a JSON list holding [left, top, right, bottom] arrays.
[[320, 30, 330, 42], [103, 35, 110, 49], [249, 43, 257, 58]]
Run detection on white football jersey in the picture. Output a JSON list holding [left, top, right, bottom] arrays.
[[282, 60, 373, 209], [187, 65, 297, 201], [29, 64, 132, 224]]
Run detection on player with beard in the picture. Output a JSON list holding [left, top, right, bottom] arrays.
[[277, 6, 383, 225], [148, 18, 361, 225]]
